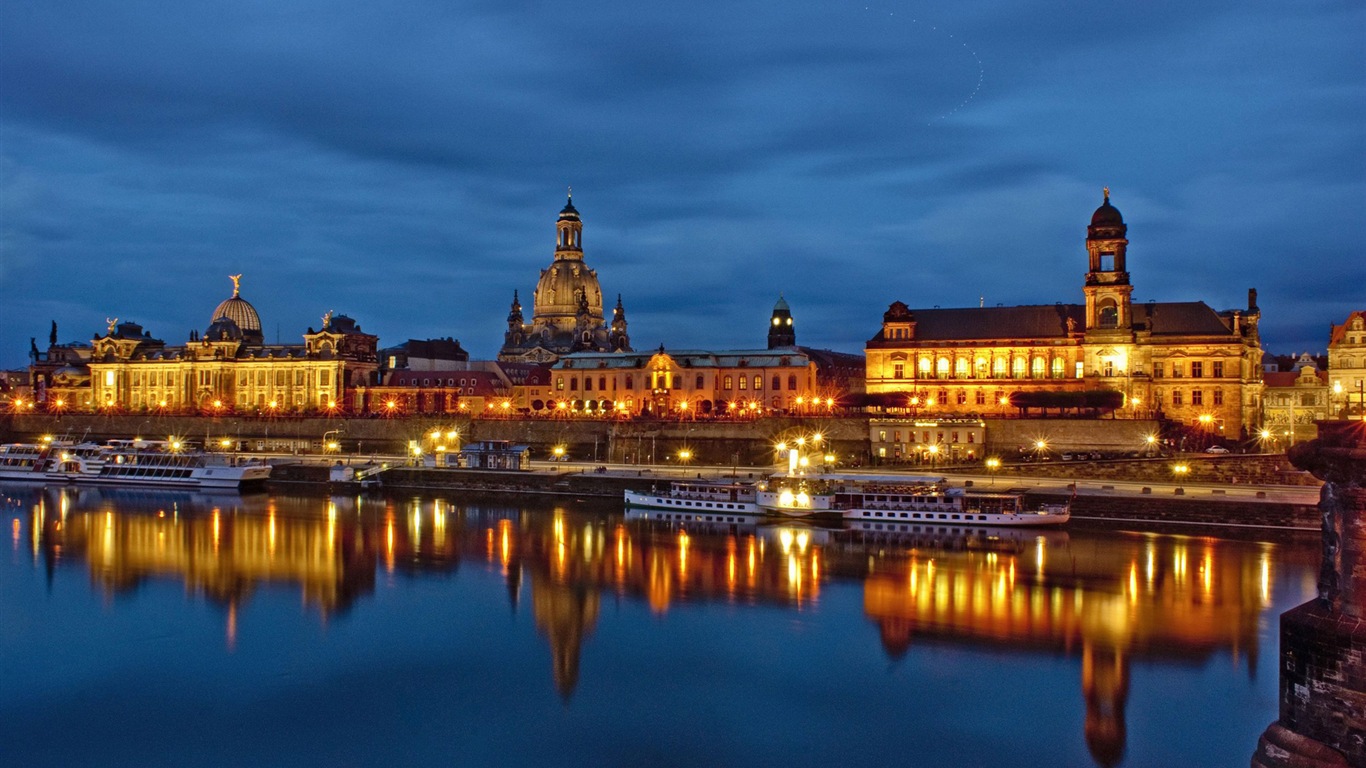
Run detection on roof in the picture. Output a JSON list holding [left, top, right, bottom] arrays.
[[1330, 311, 1366, 345], [391, 338, 469, 361], [868, 301, 1236, 343], [383, 370, 503, 394], [1264, 370, 1327, 388]]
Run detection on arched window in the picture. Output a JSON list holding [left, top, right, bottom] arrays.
[[787, 374, 797, 390], [992, 357, 1008, 378], [1011, 357, 1026, 379], [1051, 358, 1064, 378], [1031, 357, 1046, 378], [696, 374, 705, 389], [955, 358, 969, 378], [936, 357, 950, 378], [1098, 298, 1119, 328], [772, 375, 781, 391], [918, 357, 933, 377]]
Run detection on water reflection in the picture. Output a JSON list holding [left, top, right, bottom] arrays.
[[4, 485, 1315, 767]]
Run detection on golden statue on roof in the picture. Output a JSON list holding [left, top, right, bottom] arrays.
[[229, 274, 242, 297]]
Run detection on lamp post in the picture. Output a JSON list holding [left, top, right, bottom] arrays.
[[985, 456, 1001, 487], [1172, 462, 1189, 494]]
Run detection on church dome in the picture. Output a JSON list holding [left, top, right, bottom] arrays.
[[534, 260, 604, 321], [1090, 190, 1124, 228], [210, 276, 262, 334]]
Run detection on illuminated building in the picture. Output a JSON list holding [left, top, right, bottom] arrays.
[[1261, 354, 1330, 443], [866, 191, 1264, 435], [498, 194, 631, 364], [1327, 310, 1366, 420], [869, 417, 986, 463], [34, 275, 380, 413]]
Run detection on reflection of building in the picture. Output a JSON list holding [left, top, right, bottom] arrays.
[[31, 276, 381, 413], [860, 534, 1275, 767], [499, 195, 631, 364], [865, 192, 1264, 434], [1262, 354, 1330, 443], [1328, 310, 1366, 420]]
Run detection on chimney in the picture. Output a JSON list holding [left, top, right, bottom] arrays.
[[1248, 288, 1258, 312]]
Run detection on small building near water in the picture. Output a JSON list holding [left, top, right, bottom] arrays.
[[456, 440, 531, 470]]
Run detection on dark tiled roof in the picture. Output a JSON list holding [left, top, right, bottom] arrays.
[[869, 301, 1237, 342], [869, 305, 1083, 342], [1134, 302, 1235, 336]]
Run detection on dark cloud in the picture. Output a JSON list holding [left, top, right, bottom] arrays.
[[1, 0, 1362, 365]]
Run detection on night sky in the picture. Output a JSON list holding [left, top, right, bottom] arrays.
[[2, 1, 1362, 367]]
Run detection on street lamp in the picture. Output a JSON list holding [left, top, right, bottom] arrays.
[[1172, 462, 1189, 494], [985, 456, 1001, 487]]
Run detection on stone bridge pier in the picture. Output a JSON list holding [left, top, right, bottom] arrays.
[[1253, 421, 1366, 767]]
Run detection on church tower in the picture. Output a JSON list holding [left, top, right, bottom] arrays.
[[610, 295, 630, 352], [768, 295, 796, 349], [1083, 189, 1133, 335], [504, 290, 525, 348]]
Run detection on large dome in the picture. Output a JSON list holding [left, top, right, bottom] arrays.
[[534, 260, 604, 322], [209, 275, 262, 339]]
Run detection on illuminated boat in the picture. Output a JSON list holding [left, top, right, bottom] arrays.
[[623, 479, 761, 516], [45, 439, 272, 490], [757, 473, 1070, 527], [0, 443, 59, 481]]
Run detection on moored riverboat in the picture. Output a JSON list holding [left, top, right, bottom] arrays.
[[757, 473, 1069, 527], [623, 479, 761, 515], [45, 439, 272, 490]]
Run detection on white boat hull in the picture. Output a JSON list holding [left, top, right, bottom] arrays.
[[842, 505, 1069, 527], [623, 489, 760, 516]]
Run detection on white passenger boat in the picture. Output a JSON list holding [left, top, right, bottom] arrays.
[[45, 440, 272, 490], [623, 479, 761, 516], [0, 443, 60, 481], [757, 473, 1070, 527]]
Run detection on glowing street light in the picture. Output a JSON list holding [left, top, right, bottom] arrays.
[[985, 456, 1001, 486]]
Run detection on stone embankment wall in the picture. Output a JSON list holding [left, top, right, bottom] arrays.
[[1029, 490, 1317, 530], [987, 455, 1319, 486]]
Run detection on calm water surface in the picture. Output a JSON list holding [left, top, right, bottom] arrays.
[[0, 483, 1317, 767]]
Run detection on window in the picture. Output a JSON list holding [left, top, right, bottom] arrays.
[[1214, 389, 1224, 406], [696, 374, 705, 389], [936, 357, 950, 378], [724, 375, 733, 389], [601, 376, 608, 390], [955, 358, 969, 378], [739, 377, 747, 390], [624, 376, 633, 390], [993, 357, 1008, 378], [1051, 358, 1064, 378], [753, 375, 762, 390], [1103, 360, 1114, 377], [975, 391, 986, 405], [556, 377, 564, 391], [1171, 362, 1183, 378], [1098, 298, 1118, 328], [878, 430, 887, 441], [788, 375, 797, 390], [975, 357, 988, 377], [1099, 252, 1115, 271], [1191, 361, 1204, 378], [1075, 362, 1084, 379], [893, 363, 905, 380], [1213, 361, 1224, 378], [1031, 357, 1046, 378], [569, 379, 578, 391], [1172, 390, 1183, 406], [1192, 390, 1203, 406], [1011, 358, 1026, 379], [772, 375, 781, 391], [1154, 362, 1164, 379], [584, 378, 592, 391], [918, 357, 933, 377]]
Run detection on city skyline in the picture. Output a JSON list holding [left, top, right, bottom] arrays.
[[2, 2, 1362, 368]]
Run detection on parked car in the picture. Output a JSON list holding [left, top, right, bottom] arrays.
[[1205, 445, 1231, 454]]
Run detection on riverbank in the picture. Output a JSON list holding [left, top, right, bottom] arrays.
[[269, 461, 1321, 531]]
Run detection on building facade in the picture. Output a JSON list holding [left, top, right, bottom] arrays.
[[499, 195, 631, 363], [1261, 354, 1330, 444], [865, 191, 1264, 435], [35, 277, 380, 414], [1328, 310, 1366, 420]]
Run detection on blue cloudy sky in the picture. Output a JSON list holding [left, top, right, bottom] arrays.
[[2, 0, 1362, 366]]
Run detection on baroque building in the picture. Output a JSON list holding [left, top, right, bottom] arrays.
[[866, 191, 1264, 435], [499, 195, 631, 364], [1262, 354, 1330, 444], [1327, 310, 1366, 420], [32, 276, 380, 413]]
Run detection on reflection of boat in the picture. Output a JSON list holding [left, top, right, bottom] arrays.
[[623, 479, 760, 515], [45, 439, 271, 490], [757, 473, 1070, 527], [623, 504, 760, 529], [836, 519, 1069, 553]]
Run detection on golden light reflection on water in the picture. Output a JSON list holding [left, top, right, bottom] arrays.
[[13, 485, 1319, 756]]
